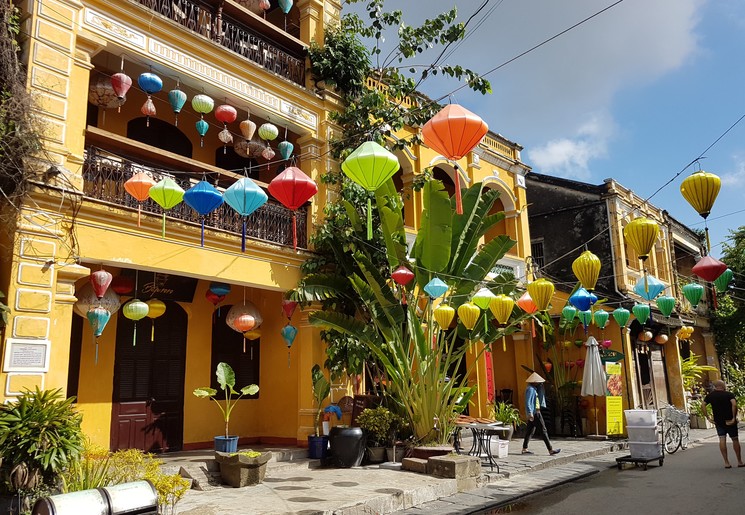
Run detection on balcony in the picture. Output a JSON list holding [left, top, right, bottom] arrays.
[[82, 147, 309, 249], [132, 0, 306, 86]]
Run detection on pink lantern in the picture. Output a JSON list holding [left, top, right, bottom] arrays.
[[110, 72, 132, 100], [282, 299, 298, 319], [601, 339, 613, 349], [90, 269, 113, 299]]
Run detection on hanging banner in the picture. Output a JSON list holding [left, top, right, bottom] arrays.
[[484, 350, 494, 403], [606, 362, 624, 435]]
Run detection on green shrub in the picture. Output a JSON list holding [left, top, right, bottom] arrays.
[[356, 406, 399, 447]]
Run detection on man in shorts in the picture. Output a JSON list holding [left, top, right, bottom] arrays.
[[703, 380, 743, 468]]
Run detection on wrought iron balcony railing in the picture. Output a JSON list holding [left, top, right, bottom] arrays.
[[82, 148, 308, 249], [133, 0, 306, 86]]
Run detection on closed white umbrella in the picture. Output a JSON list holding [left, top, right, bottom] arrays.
[[581, 336, 606, 436]]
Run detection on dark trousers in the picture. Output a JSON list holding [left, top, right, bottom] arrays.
[[522, 410, 552, 451]]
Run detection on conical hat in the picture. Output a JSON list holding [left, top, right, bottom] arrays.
[[525, 372, 545, 383]]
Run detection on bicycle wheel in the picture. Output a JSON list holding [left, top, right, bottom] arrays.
[[680, 424, 690, 450], [664, 424, 681, 454]]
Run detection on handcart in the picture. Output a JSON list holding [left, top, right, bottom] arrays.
[[616, 409, 664, 470], [616, 450, 663, 470]]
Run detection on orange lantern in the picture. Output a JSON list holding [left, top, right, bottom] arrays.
[[572, 250, 601, 292], [124, 172, 156, 227], [516, 292, 537, 337], [421, 104, 488, 215]]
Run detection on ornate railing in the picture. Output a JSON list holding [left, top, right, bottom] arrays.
[[132, 0, 305, 86], [82, 148, 308, 249]]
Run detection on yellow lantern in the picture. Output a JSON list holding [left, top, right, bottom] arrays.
[[433, 304, 455, 330], [244, 329, 261, 341], [489, 295, 515, 351], [145, 299, 166, 342], [623, 217, 659, 261], [458, 302, 480, 331], [527, 279, 554, 312], [680, 169, 721, 252], [572, 250, 601, 292]]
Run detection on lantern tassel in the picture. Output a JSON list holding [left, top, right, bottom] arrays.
[[287, 350, 290, 368], [502, 335, 506, 352], [367, 197, 373, 239], [137, 204, 141, 227], [241, 219, 247, 252], [705, 226, 712, 254], [243, 336, 246, 353], [292, 212, 297, 249], [161, 213, 166, 239], [132, 322, 137, 346], [95, 338, 99, 365], [200, 217, 205, 247], [151, 320, 155, 342], [454, 168, 463, 215], [531, 319, 536, 338]]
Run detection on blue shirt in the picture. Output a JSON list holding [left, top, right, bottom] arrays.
[[525, 384, 547, 417]]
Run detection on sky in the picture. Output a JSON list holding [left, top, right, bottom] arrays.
[[343, 0, 745, 260]]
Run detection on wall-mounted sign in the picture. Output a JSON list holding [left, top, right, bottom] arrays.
[[3, 338, 51, 372], [120, 270, 197, 302]]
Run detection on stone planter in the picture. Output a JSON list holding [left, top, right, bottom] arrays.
[[691, 415, 713, 429], [215, 451, 272, 488], [366, 446, 386, 463], [386, 447, 406, 462]]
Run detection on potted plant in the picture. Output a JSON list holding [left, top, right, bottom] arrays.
[[213, 449, 272, 487], [356, 406, 395, 463], [489, 401, 522, 441], [689, 398, 713, 429], [193, 362, 259, 453], [308, 364, 331, 459]]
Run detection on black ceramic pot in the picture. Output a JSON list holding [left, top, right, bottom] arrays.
[[328, 426, 366, 468]]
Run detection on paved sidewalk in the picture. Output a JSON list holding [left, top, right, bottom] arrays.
[[165, 427, 717, 514]]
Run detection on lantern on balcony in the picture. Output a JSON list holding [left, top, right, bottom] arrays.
[[624, 216, 659, 292], [278, 140, 294, 160], [692, 255, 727, 282], [680, 169, 721, 253], [74, 282, 121, 318], [261, 146, 275, 161], [279, 0, 293, 15], [632, 303, 650, 325], [281, 323, 298, 367], [258, 122, 279, 142], [562, 305, 577, 322], [89, 73, 125, 122], [421, 104, 488, 214], [87, 306, 111, 364], [656, 295, 676, 317], [489, 294, 515, 351], [572, 250, 601, 292], [111, 275, 134, 295], [90, 269, 113, 300], [244, 329, 261, 341], [714, 268, 733, 293], [123, 298, 149, 346], [145, 299, 166, 342], [341, 141, 400, 239], [267, 166, 318, 249], [682, 283, 704, 307], [205, 290, 225, 317], [633, 275, 665, 301], [215, 104, 237, 153], [148, 178, 185, 238], [568, 287, 594, 312], [224, 177, 268, 252], [124, 171, 156, 227], [258, 0, 270, 13], [192, 94, 214, 147], [183, 180, 224, 246], [167, 83, 187, 126], [111, 72, 132, 101], [137, 72, 162, 127], [240, 113, 257, 140]]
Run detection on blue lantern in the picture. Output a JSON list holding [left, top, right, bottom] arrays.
[[184, 180, 224, 246], [633, 275, 665, 301], [278, 0, 293, 14], [196, 119, 209, 145], [168, 87, 187, 126], [87, 306, 111, 364], [424, 278, 448, 299], [281, 323, 298, 368], [277, 140, 294, 160], [138, 73, 163, 95], [224, 178, 268, 252], [569, 287, 594, 312], [209, 282, 231, 297]]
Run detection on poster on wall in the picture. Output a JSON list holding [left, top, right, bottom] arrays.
[[484, 350, 494, 403], [606, 362, 624, 435]]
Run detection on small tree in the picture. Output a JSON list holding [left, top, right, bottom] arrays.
[[193, 362, 259, 438]]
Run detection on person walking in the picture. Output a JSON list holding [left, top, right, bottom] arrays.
[[703, 379, 743, 468], [522, 372, 560, 456]]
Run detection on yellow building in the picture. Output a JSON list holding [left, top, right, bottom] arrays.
[[1, 0, 533, 452]]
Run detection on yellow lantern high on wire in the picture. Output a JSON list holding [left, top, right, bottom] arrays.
[[572, 250, 601, 292], [527, 279, 554, 312], [433, 304, 455, 330], [624, 217, 659, 292], [489, 294, 515, 351], [680, 169, 721, 252]]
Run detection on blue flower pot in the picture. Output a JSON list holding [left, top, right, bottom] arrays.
[[215, 435, 239, 453], [308, 435, 329, 459]]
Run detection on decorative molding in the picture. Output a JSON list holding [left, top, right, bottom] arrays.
[[5, 373, 46, 397]]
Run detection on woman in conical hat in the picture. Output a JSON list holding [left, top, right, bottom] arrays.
[[522, 371, 560, 456]]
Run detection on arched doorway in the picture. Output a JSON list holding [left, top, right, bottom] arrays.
[[110, 300, 187, 452], [127, 118, 192, 158]]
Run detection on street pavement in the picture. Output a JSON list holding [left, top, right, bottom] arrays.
[[164, 426, 718, 514]]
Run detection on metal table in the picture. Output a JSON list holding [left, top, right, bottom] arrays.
[[454, 422, 509, 472]]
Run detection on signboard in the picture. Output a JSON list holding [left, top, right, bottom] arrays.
[[606, 362, 624, 435], [600, 349, 624, 363], [350, 395, 381, 427], [3, 338, 50, 372], [121, 270, 197, 302]]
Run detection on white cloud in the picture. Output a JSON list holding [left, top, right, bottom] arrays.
[[720, 157, 745, 186]]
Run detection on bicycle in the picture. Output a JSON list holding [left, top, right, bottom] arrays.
[[661, 404, 690, 454]]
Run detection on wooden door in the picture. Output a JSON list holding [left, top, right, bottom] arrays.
[[111, 300, 187, 452]]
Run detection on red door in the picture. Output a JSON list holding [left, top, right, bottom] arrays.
[[111, 300, 186, 452]]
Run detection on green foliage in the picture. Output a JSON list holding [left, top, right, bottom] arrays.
[[308, 15, 370, 95], [311, 364, 331, 436], [0, 388, 84, 493], [489, 401, 522, 428], [193, 362, 259, 438], [355, 406, 399, 446], [60, 440, 111, 492], [713, 226, 745, 363], [0, 290, 9, 328], [680, 353, 718, 392]]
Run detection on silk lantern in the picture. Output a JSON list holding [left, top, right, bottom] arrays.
[[125, 172, 156, 226], [87, 306, 111, 364], [633, 275, 665, 301], [624, 217, 659, 292], [421, 104, 488, 214], [224, 177, 268, 252], [632, 303, 650, 325], [341, 141, 400, 239], [261, 146, 275, 162], [209, 282, 231, 297], [278, 140, 294, 160], [656, 295, 676, 317], [205, 290, 225, 310], [281, 324, 298, 367], [680, 169, 721, 252], [90, 270, 113, 299], [577, 310, 593, 332], [168, 84, 187, 126], [192, 94, 214, 146], [240, 114, 256, 140], [244, 329, 261, 341], [268, 166, 318, 248], [227, 303, 258, 353], [593, 310, 609, 329], [473, 288, 496, 332], [111, 72, 132, 101], [612, 307, 630, 332], [692, 255, 727, 282], [516, 292, 537, 337], [682, 283, 704, 307], [568, 287, 594, 312], [137, 73, 162, 127], [149, 178, 185, 238], [434, 304, 455, 330], [74, 282, 121, 318], [111, 275, 134, 295], [391, 265, 415, 308], [278, 0, 293, 14], [258, 122, 279, 141], [527, 279, 554, 312], [458, 302, 480, 331], [714, 268, 733, 293], [489, 294, 515, 351], [88, 74, 125, 122], [282, 299, 298, 319], [424, 277, 448, 299], [145, 299, 166, 342], [562, 305, 577, 322], [215, 105, 237, 153], [572, 250, 601, 291], [183, 180, 224, 246], [123, 298, 149, 346]]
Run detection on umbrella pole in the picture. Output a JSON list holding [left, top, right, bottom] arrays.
[[594, 395, 599, 436]]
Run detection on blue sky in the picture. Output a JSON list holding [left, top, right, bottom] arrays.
[[344, 0, 745, 259]]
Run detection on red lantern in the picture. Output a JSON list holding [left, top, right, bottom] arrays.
[[90, 270, 113, 299], [232, 314, 256, 332], [215, 104, 237, 125], [282, 299, 298, 319], [692, 255, 727, 282], [267, 166, 318, 249], [111, 275, 134, 295], [516, 291, 537, 337], [110, 72, 132, 100], [205, 290, 225, 306], [421, 104, 488, 214], [391, 265, 415, 306], [124, 172, 156, 227]]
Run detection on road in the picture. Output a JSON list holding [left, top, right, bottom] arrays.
[[484, 438, 744, 514]]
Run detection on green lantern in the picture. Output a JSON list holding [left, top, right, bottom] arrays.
[[562, 305, 577, 322], [682, 283, 704, 306], [714, 268, 733, 293], [341, 141, 400, 239], [656, 295, 676, 317], [612, 307, 630, 328], [593, 310, 609, 329], [633, 303, 650, 325], [123, 298, 149, 346], [472, 287, 496, 332], [577, 310, 593, 331], [149, 178, 185, 238]]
